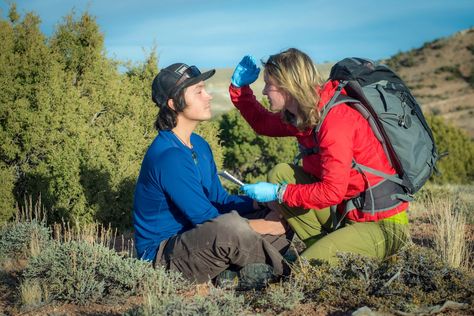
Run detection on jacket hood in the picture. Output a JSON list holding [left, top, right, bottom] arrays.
[[317, 80, 344, 110]]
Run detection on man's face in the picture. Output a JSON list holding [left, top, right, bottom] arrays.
[[181, 81, 213, 122]]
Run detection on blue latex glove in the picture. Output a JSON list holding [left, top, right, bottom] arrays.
[[241, 182, 279, 202], [231, 55, 260, 88]]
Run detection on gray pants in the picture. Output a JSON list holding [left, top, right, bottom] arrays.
[[154, 210, 291, 283]]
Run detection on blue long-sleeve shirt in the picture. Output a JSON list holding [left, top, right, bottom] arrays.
[[133, 130, 253, 261]]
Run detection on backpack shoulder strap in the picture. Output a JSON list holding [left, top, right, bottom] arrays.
[[295, 81, 360, 165], [315, 81, 360, 133]]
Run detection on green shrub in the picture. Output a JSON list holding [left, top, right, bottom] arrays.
[[430, 107, 442, 115], [253, 280, 304, 313], [467, 65, 474, 88], [385, 51, 417, 70], [399, 55, 416, 68], [0, 8, 158, 228], [291, 246, 473, 313], [427, 115, 474, 184], [0, 165, 16, 224], [0, 220, 51, 261], [0, 8, 227, 229], [127, 287, 248, 316], [467, 44, 474, 54], [218, 108, 297, 187], [422, 39, 445, 50], [434, 65, 461, 76], [23, 240, 188, 304], [195, 120, 224, 170]]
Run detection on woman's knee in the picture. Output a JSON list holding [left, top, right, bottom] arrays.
[[267, 163, 293, 183], [300, 236, 340, 265]]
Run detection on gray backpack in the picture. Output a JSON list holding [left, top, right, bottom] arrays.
[[315, 58, 441, 228]]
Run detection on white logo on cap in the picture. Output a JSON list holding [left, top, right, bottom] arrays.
[[175, 64, 188, 75]]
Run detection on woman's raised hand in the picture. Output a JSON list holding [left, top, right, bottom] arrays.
[[231, 55, 260, 88]]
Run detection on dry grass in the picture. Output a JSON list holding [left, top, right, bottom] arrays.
[[52, 220, 135, 257], [410, 185, 472, 269], [426, 197, 470, 269], [15, 195, 47, 224], [0, 197, 51, 264], [29, 226, 44, 258], [19, 278, 47, 307], [14, 196, 48, 258], [410, 184, 474, 219], [1, 257, 28, 273], [13, 195, 135, 258]]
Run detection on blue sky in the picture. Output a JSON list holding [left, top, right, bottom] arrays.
[[1, 0, 473, 69]]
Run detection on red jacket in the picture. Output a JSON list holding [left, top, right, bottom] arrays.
[[229, 81, 408, 222]]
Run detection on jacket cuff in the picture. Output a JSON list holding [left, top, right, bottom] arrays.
[[277, 183, 288, 204]]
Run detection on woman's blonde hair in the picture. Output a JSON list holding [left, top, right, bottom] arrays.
[[263, 48, 324, 130]]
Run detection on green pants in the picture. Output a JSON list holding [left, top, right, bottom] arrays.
[[267, 163, 409, 265]]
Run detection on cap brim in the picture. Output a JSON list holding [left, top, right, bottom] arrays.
[[180, 69, 216, 90]]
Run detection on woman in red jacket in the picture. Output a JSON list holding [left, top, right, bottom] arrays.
[[230, 48, 409, 264]]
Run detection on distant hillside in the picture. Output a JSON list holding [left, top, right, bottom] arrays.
[[383, 28, 474, 138], [207, 28, 474, 138]]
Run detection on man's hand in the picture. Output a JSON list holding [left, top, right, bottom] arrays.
[[248, 219, 286, 236], [231, 55, 260, 88]]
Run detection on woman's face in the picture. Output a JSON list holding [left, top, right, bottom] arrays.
[[262, 72, 298, 115]]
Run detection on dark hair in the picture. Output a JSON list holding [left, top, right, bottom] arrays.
[[154, 88, 187, 131]]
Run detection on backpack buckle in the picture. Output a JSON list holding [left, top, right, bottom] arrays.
[[351, 196, 364, 210]]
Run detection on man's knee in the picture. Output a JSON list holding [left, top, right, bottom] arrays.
[[267, 163, 293, 183], [212, 211, 254, 240]]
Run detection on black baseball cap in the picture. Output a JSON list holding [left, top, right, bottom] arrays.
[[151, 63, 215, 107]]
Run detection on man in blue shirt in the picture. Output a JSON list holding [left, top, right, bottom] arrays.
[[133, 62, 290, 286]]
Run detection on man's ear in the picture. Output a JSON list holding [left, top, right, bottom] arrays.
[[167, 99, 176, 111]]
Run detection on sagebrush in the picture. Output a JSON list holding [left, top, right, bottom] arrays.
[[22, 240, 188, 304]]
